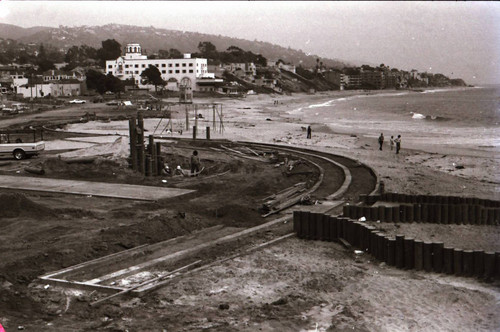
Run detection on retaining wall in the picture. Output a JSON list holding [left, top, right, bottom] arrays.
[[354, 193, 500, 225], [293, 211, 500, 280], [361, 193, 500, 208]]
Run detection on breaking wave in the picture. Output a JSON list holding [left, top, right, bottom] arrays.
[[411, 112, 448, 121]]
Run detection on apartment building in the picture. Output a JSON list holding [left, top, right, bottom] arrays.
[[105, 43, 215, 91]]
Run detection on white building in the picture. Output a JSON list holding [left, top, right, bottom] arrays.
[[17, 82, 82, 98], [105, 43, 215, 91]]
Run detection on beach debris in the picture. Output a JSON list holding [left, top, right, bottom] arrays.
[[271, 298, 288, 306], [354, 250, 364, 255], [24, 167, 45, 175], [44, 284, 50, 290], [218, 303, 230, 310], [358, 216, 366, 222]]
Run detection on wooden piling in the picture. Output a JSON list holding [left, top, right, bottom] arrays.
[[395, 235, 405, 268], [414, 204, 421, 222], [385, 206, 393, 222], [453, 249, 463, 276], [392, 206, 400, 223], [414, 240, 423, 270], [484, 252, 495, 279], [432, 242, 444, 273], [330, 216, 338, 241], [443, 247, 454, 274], [387, 238, 396, 266], [128, 117, 137, 171], [423, 242, 433, 272], [404, 238, 414, 269], [462, 250, 474, 276], [441, 204, 449, 224], [323, 214, 332, 241], [473, 250, 484, 277], [421, 204, 429, 222], [155, 142, 162, 174]]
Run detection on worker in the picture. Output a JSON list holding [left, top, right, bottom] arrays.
[[161, 162, 171, 175], [190, 150, 201, 176]]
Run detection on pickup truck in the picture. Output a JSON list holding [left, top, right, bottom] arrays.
[[0, 141, 45, 160]]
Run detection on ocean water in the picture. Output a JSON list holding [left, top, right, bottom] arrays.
[[290, 86, 500, 154]]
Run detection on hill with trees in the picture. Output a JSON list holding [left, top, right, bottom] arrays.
[[0, 23, 349, 69]]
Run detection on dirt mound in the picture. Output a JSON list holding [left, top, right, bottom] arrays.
[[39, 156, 130, 182], [0, 193, 54, 219]]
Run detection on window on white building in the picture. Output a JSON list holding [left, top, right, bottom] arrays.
[[175, 70, 180, 74], [182, 70, 186, 73], [182, 63, 186, 67], [189, 70, 194, 73], [142, 64, 146, 68], [162, 70, 166, 74], [175, 63, 179, 67], [169, 70, 173, 74], [161, 64, 166, 67], [189, 63, 193, 67], [168, 64, 172, 67], [135, 64, 139, 68]]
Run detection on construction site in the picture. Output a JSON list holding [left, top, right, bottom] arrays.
[[0, 94, 499, 331]]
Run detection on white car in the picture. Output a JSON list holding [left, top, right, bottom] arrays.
[[69, 99, 86, 104], [0, 141, 45, 160]]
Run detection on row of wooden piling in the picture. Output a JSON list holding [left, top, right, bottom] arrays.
[[293, 211, 500, 280], [343, 204, 500, 225], [360, 192, 500, 208], [129, 114, 164, 176]]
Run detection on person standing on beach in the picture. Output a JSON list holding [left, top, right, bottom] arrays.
[[395, 135, 401, 154], [378, 133, 384, 150], [307, 125, 312, 139], [390, 136, 394, 151]]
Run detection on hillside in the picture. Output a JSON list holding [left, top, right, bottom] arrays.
[[0, 23, 350, 69]]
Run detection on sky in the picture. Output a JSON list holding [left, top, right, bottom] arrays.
[[0, 1, 499, 85]]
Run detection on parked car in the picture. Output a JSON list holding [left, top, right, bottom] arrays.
[[0, 139, 45, 160], [69, 99, 86, 104], [106, 100, 120, 106]]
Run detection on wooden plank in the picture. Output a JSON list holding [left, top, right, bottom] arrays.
[[135, 233, 295, 294], [89, 260, 202, 306]]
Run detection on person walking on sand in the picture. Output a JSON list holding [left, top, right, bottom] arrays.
[[390, 135, 394, 151], [190, 150, 201, 176], [307, 125, 312, 139], [395, 135, 401, 154], [378, 133, 384, 151]]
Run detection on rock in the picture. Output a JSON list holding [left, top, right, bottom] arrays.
[[455, 165, 465, 169], [218, 303, 230, 310], [271, 298, 287, 306]]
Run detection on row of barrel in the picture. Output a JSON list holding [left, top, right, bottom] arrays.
[[293, 211, 500, 279], [360, 192, 500, 208], [343, 204, 500, 225]]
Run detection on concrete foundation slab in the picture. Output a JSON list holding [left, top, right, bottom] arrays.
[[0, 175, 195, 201]]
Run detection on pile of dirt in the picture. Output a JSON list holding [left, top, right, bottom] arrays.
[[0, 193, 54, 219], [39, 156, 132, 182]]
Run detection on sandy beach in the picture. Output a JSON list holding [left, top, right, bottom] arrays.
[[61, 88, 499, 199]]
